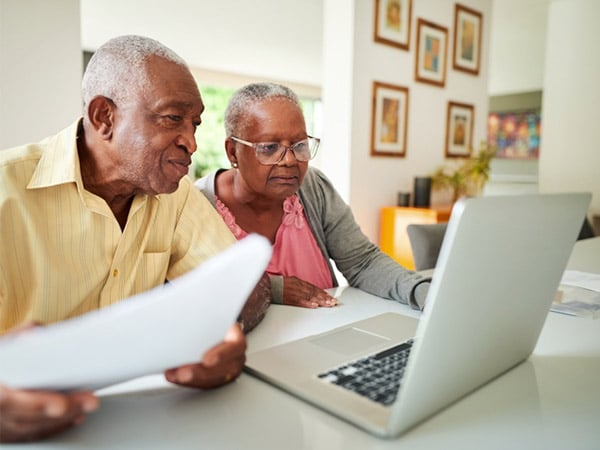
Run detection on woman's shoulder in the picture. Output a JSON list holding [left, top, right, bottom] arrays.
[[194, 171, 215, 191], [302, 166, 333, 188], [300, 166, 338, 199], [194, 169, 225, 207]]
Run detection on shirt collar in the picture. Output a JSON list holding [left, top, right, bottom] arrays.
[[28, 119, 83, 190]]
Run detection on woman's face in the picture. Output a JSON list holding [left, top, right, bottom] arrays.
[[230, 98, 309, 203]]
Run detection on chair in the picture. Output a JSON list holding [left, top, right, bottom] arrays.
[[406, 223, 448, 271], [578, 217, 596, 240]]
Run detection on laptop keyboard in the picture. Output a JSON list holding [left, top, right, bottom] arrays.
[[317, 339, 414, 406]]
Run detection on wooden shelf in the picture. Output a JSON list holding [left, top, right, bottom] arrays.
[[379, 205, 452, 270]]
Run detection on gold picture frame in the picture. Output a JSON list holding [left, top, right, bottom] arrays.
[[371, 81, 409, 157], [452, 3, 483, 75], [445, 101, 474, 157], [415, 18, 448, 87], [374, 0, 413, 50]]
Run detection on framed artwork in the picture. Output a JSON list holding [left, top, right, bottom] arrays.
[[415, 18, 448, 87], [445, 101, 474, 157], [488, 110, 541, 159], [453, 3, 483, 75], [371, 81, 409, 157], [374, 0, 413, 50]]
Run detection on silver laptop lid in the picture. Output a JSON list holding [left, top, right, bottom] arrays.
[[389, 192, 591, 435]]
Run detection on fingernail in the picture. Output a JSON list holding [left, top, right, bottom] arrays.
[[177, 368, 193, 383], [83, 397, 99, 413], [45, 401, 66, 418]]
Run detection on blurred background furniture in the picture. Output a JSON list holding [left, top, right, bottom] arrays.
[[578, 217, 597, 240], [407, 223, 448, 271], [379, 205, 452, 270]]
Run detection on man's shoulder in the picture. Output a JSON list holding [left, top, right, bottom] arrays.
[[0, 144, 43, 167]]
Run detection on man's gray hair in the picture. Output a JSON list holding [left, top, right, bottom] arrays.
[[225, 82, 301, 137], [81, 35, 188, 114]]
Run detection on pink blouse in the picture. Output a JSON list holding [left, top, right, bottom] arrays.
[[215, 194, 333, 289]]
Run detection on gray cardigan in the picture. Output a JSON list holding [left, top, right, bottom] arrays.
[[195, 167, 429, 308]]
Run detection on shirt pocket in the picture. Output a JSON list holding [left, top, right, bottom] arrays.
[[135, 250, 171, 291]]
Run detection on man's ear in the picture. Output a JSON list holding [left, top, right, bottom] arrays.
[[86, 96, 116, 140]]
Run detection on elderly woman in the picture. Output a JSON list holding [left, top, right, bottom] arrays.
[[195, 82, 429, 309]]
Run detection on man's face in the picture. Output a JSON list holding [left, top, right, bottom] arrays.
[[110, 56, 204, 196]]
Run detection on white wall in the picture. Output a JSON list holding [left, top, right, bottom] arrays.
[[488, 0, 551, 95], [0, 0, 82, 149], [328, 0, 493, 242], [539, 0, 600, 215], [80, 0, 323, 89]]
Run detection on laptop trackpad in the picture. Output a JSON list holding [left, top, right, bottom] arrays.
[[309, 327, 390, 356]]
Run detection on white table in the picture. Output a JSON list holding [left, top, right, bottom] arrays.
[[8, 238, 600, 449]]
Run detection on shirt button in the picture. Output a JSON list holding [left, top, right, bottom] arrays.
[[113, 269, 119, 277]]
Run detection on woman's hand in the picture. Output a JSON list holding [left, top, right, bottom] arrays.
[[164, 323, 247, 389], [282, 276, 338, 308], [0, 385, 99, 443]]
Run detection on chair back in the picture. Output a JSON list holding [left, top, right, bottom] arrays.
[[407, 223, 448, 271]]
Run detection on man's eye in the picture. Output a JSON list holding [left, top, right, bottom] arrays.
[[167, 115, 182, 122]]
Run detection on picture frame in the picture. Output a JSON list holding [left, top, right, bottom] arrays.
[[371, 81, 409, 157], [488, 110, 541, 159], [374, 0, 413, 50], [445, 101, 474, 157], [452, 3, 483, 75], [415, 18, 448, 87]]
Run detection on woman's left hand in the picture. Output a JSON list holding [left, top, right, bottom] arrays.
[[282, 276, 338, 308]]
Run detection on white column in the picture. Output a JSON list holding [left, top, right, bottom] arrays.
[[539, 0, 600, 215], [0, 0, 82, 149]]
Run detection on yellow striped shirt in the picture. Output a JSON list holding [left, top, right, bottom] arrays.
[[0, 121, 235, 334]]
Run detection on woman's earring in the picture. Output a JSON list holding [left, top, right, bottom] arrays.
[[231, 161, 238, 168]]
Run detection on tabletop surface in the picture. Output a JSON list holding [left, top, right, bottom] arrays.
[[5, 237, 600, 449]]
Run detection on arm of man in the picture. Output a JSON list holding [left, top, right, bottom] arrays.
[[0, 323, 99, 443], [0, 386, 99, 443]]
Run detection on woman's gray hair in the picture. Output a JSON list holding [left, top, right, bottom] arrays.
[[225, 82, 302, 137], [81, 35, 188, 115]]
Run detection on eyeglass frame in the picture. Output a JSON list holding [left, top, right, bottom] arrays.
[[229, 135, 320, 166]]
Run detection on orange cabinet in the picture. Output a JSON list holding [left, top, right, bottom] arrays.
[[379, 206, 452, 270]]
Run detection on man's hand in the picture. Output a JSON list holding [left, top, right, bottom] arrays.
[[238, 273, 272, 333], [282, 276, 338, 308], [164, 323, 246, 389], [0, 386, 98, 443]]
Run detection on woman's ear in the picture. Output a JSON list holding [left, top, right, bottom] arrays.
[[86, 96, 116, 140], [225, 138, 238, 167]]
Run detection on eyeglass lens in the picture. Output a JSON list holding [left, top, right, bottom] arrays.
[[256, 139, 317, 164]]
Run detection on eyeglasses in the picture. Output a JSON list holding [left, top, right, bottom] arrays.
[[230, 135, 320, 165]]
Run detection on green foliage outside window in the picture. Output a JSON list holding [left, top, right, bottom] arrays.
[[192, 85, 235, 179]]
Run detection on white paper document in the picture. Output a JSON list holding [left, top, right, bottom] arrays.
[[552, 270, 600, 319], [0, 234, 271, 391], [560, 270, 600, 292]]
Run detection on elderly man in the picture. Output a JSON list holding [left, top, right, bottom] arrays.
[[0, 35, 270, 442]]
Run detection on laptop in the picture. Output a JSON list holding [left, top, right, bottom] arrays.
[[245, 193, 591, 438]]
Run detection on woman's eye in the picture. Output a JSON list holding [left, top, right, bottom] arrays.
[[258, 143, 280, 154], [293, 141, 308, 151]]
